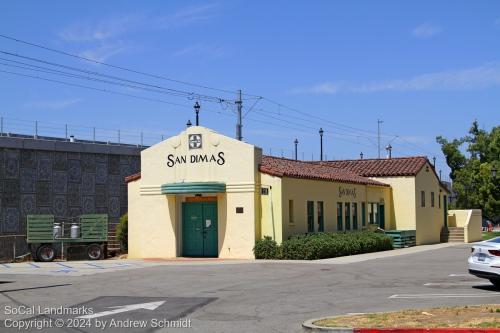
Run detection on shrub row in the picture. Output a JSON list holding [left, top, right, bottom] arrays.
[[253, 232, 393, 260]]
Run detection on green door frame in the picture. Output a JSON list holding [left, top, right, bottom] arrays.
[[182, 201, 218, 257]]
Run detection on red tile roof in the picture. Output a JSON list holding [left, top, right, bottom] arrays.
[[126, 156, 430, 187], [260, 156, 389, 187], [316, 156, 428, 177]]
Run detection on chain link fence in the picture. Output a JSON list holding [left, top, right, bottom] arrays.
[[0, 116, 169, 147]]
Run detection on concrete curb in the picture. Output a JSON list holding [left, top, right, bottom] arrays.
[[302, 317, 354, 332], [302, 318, 500, 332]]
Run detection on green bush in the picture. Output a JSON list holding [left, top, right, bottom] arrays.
[[256, 231, 393, 260], [116, 213, 128, 250], [253, 236, 279, 259]]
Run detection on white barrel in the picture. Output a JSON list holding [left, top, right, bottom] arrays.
[[70, 224, 80, 239], [53, 223, 61, 238]]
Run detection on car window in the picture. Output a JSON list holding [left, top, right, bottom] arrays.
[[487, 237, 500, 244]]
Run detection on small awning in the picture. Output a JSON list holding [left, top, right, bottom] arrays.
[[161, 182, 226, 194]]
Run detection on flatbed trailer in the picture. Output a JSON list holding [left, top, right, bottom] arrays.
[[27, 214, 108, 261]]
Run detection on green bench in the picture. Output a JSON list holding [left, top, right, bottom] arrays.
[[385, 230, 416, 248]]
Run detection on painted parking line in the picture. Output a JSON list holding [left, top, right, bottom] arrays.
[[389, 293, 500, 299], [0, 263, 10, 268], [57, 262, 74, 269], [86, 263, 105, 269], [27, 263, 40, 268], [423, 281, 484, 286]]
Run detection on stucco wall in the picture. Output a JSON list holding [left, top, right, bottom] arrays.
[[128, 126, 260, 259], [371, 176, 416, 232], [279, 177, 390, 241], [414, 163, 446, 245], [448, 209, 482, 243], [260, 173, 283, 243]]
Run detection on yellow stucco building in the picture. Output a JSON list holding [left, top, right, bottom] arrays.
[[126, 126, 449, 259]]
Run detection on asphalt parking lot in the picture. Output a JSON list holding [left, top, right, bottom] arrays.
[[0, 243, 498, 332]]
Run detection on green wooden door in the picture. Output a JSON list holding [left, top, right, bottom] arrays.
[[379, 204, 385, 229], [202, 202, 218, 257], [182, 202, 218, 257]]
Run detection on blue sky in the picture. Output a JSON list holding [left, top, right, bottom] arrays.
[[1, 1, 499, 178]]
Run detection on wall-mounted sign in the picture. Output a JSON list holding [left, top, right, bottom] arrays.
[[188, 134, 202, 149], [167, 152, 225, 167], [236, 207, 244, 214], [338, 187, 357, 199]]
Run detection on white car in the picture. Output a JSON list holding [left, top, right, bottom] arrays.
[[468, 237, 500, 288]]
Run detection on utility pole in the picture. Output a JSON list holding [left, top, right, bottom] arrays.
[[377, 119, 383, 158], [236, 89, 243, 141]]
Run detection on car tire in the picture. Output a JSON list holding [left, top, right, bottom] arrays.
[[489, 279, 500, 289], [36, 245, 55, 262], [86, 244, 102, 260]]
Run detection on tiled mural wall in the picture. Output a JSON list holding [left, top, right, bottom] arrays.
[[0, 144, 141, 259]]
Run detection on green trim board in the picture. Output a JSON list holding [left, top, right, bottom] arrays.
[[161, 182, 226, 194]]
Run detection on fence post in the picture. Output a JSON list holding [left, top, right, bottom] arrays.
[[118, 130, 121, 144], [35, 121, 38, 139], [13, 235, 16, 260], [65, 124, 68, 140], [93, 127, 96, 143]]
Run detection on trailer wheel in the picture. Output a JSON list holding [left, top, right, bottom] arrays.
[[86, 244, 102, 260], [36, 245, 55, 262]]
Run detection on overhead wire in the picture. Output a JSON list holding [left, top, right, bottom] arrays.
[[0, 50, 233, 104], [0, 33, 248, 96], [0, 33, 443, 160]]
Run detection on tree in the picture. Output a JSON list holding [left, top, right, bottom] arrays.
[[116, 213, 128, 251], [436, 121, 500, 220]]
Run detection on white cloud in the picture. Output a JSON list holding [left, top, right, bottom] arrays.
[[58, 3, 220, 62], [290, 62, 500, 95], [58, 14, 145, 43], [412, 23, 442, 38], [78, 41, 129, 62], [24, 98, 82, 110], [173, 43, 227, 58], [154, 3, 219, 29]]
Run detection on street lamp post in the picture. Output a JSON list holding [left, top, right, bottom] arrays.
[[385, 144, 392, 159], [194, 102, 201, 126], [319, 128, 324, 161], [294, 139, 299, 161]]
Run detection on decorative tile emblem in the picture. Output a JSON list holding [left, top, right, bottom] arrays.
[[188, 134, 202, 150]]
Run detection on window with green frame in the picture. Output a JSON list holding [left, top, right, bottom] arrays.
[[361, 202, 366, 226], [317, 201, 324, 232], [345, 202, 351, 230], [307, 201, 314, 233], [352, 202, 358, 230], [337, 202, 343, 231], [368, 203, 378, 224]]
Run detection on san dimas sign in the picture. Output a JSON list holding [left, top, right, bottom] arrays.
[[167, 152, 225, 167]]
